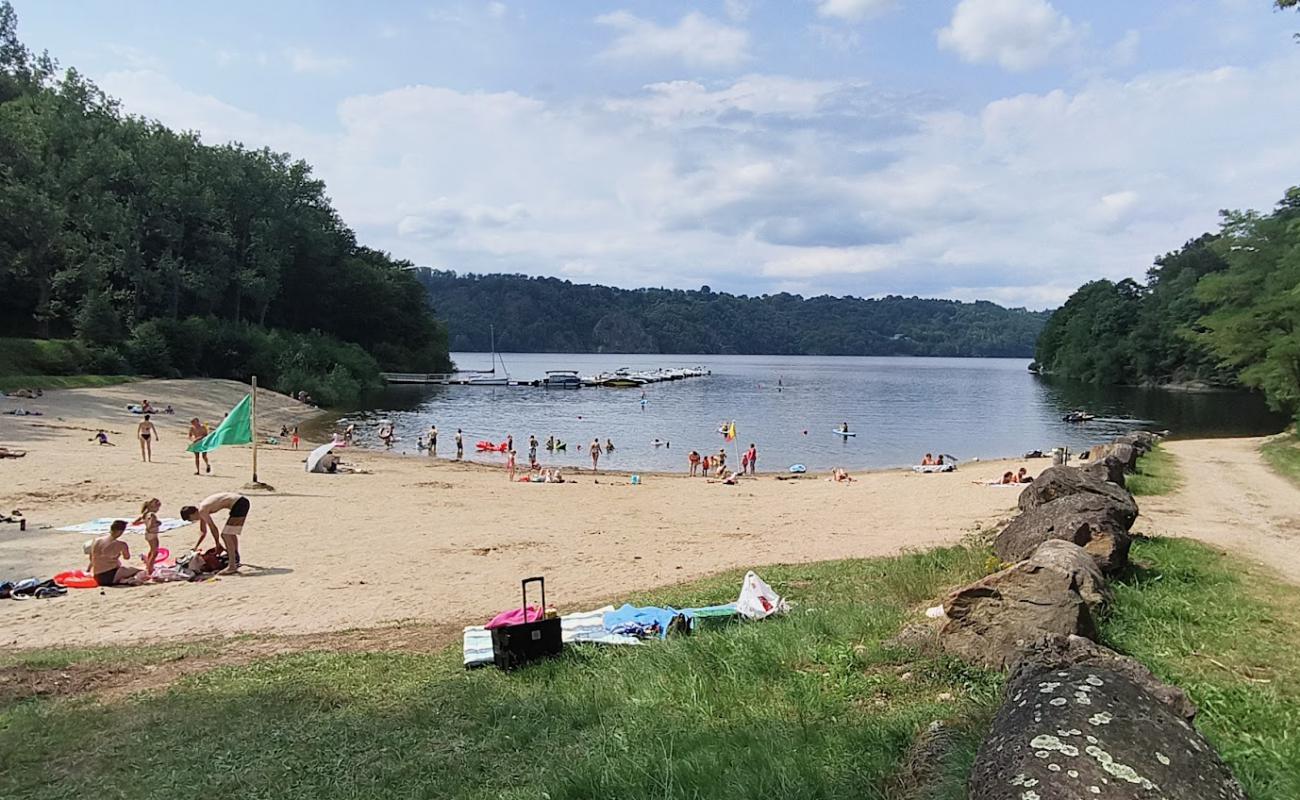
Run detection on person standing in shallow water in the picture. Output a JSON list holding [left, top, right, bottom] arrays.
[[137, 414, 159, 462], [428, 424, 438, 455], [528, 435, 538, 466], [590, 438, 601, 471], [746, 443, 757, 475], [455, 429, 464, 460]]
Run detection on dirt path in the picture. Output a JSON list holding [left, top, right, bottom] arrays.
[[1139, 437, 1300, 584]]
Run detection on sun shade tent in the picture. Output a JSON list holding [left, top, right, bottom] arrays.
[[306, 442, 336, 473]]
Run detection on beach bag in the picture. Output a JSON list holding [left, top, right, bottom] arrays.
[[490, 577, 562, 671], [736, 571, 788, 620], [201, 548, 228, 572]]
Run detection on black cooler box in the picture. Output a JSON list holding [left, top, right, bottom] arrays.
[[491, 577, 562, 670]]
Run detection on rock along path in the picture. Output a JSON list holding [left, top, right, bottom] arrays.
[[1139, 437, 1300, 585]]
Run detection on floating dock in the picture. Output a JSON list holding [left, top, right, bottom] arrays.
[[380, 366, 710, 388]]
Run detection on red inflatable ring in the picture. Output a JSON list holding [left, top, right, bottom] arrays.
[[53, 570, 98, 589]]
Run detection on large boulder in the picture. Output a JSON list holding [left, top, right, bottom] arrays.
[[1017, 467, 1138, 526], [1114, 432, 1157, 454], [1010, 634, 1196, 722], [1079, 456, 1126, 488], [995, 494, 1134, 572], [968, 662, 1246, 799], [939, 541, 1106, 669], [1107, 442, 1140, 472]]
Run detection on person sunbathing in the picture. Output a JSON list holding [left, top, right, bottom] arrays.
[[921, 453, 934, 465], [830, 468, 854, 483], [1000, 471, 1017, 484], [0, 447, 26, 458], [88, 520, 144, 587], [1017, 467, 1032, 483]]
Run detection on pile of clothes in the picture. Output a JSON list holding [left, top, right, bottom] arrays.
[[1, 578, 67, 600], [463, 571, 788, 668]]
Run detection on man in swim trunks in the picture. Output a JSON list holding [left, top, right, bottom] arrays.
[[88, 520, 143, 586], [181, 492, 250, 575], [429, 424, 438, 455], [188, 418, 211, 475], [137, 414, 159, 462]]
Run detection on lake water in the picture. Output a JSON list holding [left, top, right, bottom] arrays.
[[329, 353, 1286, 472]]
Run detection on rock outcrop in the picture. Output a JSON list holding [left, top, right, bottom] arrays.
[[968, 662, 1246, 799], [1079, 456, 1126, 488], [939, 541, 1106, 669], [995, 494, 1133, 573], [1010, 634, 1197, 722], [1017, 467, 1139, 527]]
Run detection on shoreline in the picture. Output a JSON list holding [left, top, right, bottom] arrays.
[[1, 377, 1041, 649]]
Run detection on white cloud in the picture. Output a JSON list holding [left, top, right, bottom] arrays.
[[488, 2, 507, 19], [98, 49, 1300, 309], [106, 44, 163, 71], [937, 0, 1079, 71], [595, 11, 750, 68], [723, 0, 751, 22], [1110, 29, 1140, 68], [816, 0, 894, 23], [285, 47, 351, 75]]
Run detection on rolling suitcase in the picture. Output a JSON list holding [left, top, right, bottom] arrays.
[[491, 576, 562, 670]]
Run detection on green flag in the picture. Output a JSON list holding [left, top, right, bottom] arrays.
[[187, 394, 253, 453]]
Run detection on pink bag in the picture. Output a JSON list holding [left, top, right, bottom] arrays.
[[485, 604, 544, 629]]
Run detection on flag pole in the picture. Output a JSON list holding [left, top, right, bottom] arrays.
[[251, 375, 259, 484], [243, 375, 274, 492]]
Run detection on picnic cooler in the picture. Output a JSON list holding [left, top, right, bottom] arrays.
[[491, 577, 563, 670]]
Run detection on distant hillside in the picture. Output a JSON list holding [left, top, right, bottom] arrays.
[[415, 269, 1049, 357]]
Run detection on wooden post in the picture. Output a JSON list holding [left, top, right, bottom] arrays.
[[251, 375, 259, 483]]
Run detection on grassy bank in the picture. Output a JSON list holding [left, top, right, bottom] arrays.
[[2, 539, 1297, 799], [1260, 432, 1300, 488], [1127, 445, 1181, 496]]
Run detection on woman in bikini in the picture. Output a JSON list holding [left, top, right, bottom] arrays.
[[132, 498, 163, 574]]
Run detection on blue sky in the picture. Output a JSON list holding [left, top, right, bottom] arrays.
[[13, 0, 1300, 307]]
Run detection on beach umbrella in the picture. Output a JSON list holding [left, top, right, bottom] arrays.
[[306, 442, 335, 473]]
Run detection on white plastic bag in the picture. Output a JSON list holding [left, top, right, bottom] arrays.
[[736, 570, 788, 619]]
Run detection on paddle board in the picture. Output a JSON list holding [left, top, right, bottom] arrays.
[[833, 430, 857, 436]]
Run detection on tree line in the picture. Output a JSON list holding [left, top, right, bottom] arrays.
[[0, 4, 451, 404], [414, 269, 1048, 358], [1034, 187, 1300, 424]]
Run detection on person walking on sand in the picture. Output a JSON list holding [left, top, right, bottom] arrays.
[[455, 428, 464, 460], [291, 426, 300, 450], [132, 498, 163, 574], [688, 450, 700, 477], [89, 520, 144, 587], [181, 492, 250, 575], [746, 443, 757, 475], [188, 418, 211, 475], [136, 414, 159, 462], [590, 438, 601, 471], [506, 449, 517, 481]]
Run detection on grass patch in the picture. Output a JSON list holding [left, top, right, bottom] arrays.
[[1104, 538, 1300, 800], [1126, 445, 1181, 496], [0, 547, 999, 800], [0, 374, 135, 392], [3, 539, 1298, 798], [1260, 432, 1300, 488]]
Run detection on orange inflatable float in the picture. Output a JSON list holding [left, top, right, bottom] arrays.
[[53, 570, 98, 589]]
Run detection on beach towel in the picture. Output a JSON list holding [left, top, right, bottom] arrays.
[[56, 517, 192, 535], [463, 605, 640, 668], [912, 464, 956, 473]]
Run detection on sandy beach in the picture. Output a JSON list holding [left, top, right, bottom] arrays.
[[0, 378, 1053, 649]]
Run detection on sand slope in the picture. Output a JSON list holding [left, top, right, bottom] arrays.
[[1, 379, 1036, 648]]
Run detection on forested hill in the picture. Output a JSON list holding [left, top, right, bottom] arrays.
[[0, 4, 450, 404], [1034, 186, 1300, 425], [414, 270, 1049, 357]]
